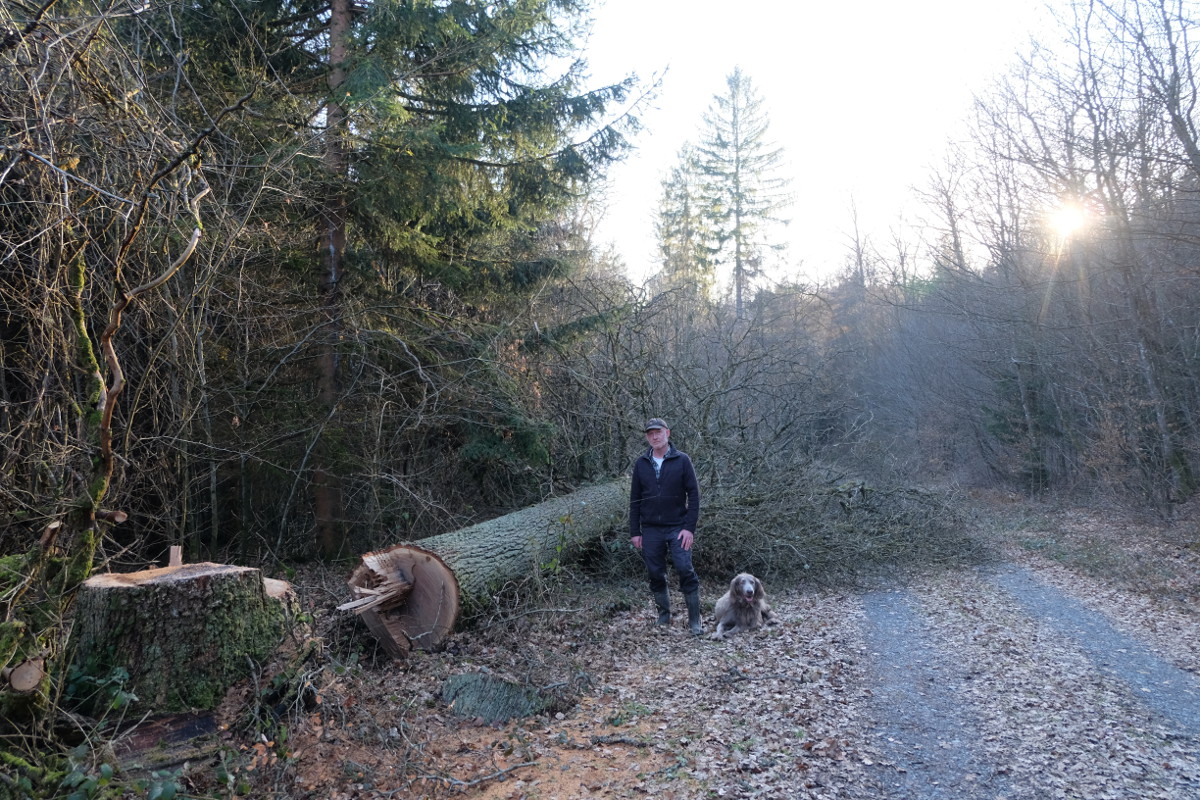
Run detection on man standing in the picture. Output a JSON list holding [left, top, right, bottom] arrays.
[[629, 418, 703, 635]]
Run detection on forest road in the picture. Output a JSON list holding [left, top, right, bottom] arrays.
[[858, 564, 1200, 799], [281, 534, 1200, 800]]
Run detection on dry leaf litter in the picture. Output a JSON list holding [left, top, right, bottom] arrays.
[[208, 505, 1200, 799]]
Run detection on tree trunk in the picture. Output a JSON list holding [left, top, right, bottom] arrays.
[[68, 563, 295, 715], [343, 479, 628, 658], [314, 0, 351, 558]]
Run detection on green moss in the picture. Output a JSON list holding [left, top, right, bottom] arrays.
[[63, 529, 96, 589], [183, 682, 220, 711], [87, 471, 108, 502], [67, 250, 100, 389], [0, 619, 28, 667], [0, 748, 68, 795], [68, 572, 291, 715], [0, 552, 29, 586]]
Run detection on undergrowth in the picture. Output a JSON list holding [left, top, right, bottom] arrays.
[[2, 478, 974, 799], [573, 477, 987, 589]]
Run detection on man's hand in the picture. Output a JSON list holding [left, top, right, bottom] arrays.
[[678, 529, 694, 550], [631, 535, 643, 550]]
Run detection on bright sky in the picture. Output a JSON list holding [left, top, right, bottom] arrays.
[[584, 0, 1052, 284]]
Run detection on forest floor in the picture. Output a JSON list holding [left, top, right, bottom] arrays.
[[191, 495, 1200, 799]]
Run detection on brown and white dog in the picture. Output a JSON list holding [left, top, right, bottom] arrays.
[[710, 572, 777, 641]]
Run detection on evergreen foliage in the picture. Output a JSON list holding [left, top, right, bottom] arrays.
[[11, 0, 1200, 786], [654, 144, 718, 302], [693, 67, 791, 315], [0, 0, 643, 747]]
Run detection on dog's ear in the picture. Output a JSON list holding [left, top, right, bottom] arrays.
[[730, 574, 741, 592], [754, 576, 764, 599]]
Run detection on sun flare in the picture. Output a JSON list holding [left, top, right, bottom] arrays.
[[1048, 202, 1089, 239]]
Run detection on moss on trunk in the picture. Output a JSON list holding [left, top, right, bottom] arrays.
[[67, 563, 291, 715]]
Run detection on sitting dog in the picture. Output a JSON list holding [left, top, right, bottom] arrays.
[[710, 572, 777, 640]]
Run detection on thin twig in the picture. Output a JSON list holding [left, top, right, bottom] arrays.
[[400, 761, 538, 792], [4, 147, 135, 206], [473, 606, 584, 632]]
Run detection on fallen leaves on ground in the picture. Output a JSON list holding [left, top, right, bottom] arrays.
[[211, 500, 1200, 799]]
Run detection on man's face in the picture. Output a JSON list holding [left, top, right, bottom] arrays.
[[645, 427, 669, 448]]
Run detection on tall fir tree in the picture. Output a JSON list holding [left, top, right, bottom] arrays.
[[695, 67, 790, 316], [654, 144, 717, 302]]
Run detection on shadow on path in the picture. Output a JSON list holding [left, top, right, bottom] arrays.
[[861, 565, 1200, 798]]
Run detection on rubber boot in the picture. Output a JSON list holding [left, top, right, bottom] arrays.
[[685, 590, 703, 636], [652, 589, 672, 626]]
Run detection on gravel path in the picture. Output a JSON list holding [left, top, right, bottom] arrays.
[[856, 565, 1200, 799], [989, 565, 1200, 733], [861, 588, 1008, 799], [541, 557, 1200, 799]]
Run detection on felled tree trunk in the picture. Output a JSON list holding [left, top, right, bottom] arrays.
[[344, 479, 628, 658], [68, 562, 294, 715]]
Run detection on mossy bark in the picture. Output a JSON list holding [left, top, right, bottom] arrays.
[[0, 537, 93, 723], [67, 563, 292, 715]]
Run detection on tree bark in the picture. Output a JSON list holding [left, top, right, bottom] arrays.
[[314, 0, 351, 558], [68, 563, 294, 714], [344, 479, 628, 658]]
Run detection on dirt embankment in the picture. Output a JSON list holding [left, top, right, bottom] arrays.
[[205, 504, 1200, 799]]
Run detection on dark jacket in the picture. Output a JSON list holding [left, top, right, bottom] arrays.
[[629, 445, 700, 536]]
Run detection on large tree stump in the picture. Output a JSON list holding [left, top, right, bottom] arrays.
[[68, 562, 294, 715], [344, 479, 627, 657]]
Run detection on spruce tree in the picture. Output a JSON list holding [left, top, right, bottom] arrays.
[[695, 67, 790, 316], [654, 144, 717, 302], [106, 0, 642, 556]]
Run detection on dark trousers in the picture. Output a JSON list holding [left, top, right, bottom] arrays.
[[639, 525, 699, 594]]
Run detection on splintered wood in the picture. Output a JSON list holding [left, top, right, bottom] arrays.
[[345, 545, 460, 659], [337, 565, 413, 615]]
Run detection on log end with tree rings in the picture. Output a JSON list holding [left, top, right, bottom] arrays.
[[345, 544, 460, 658], [343, 479, 627, 657], [2, 658, 46, 693]]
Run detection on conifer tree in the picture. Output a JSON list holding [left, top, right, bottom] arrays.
[[695, 67, 790, 316], [97, 0, 643, 556], [654, 144, 717, 302]]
